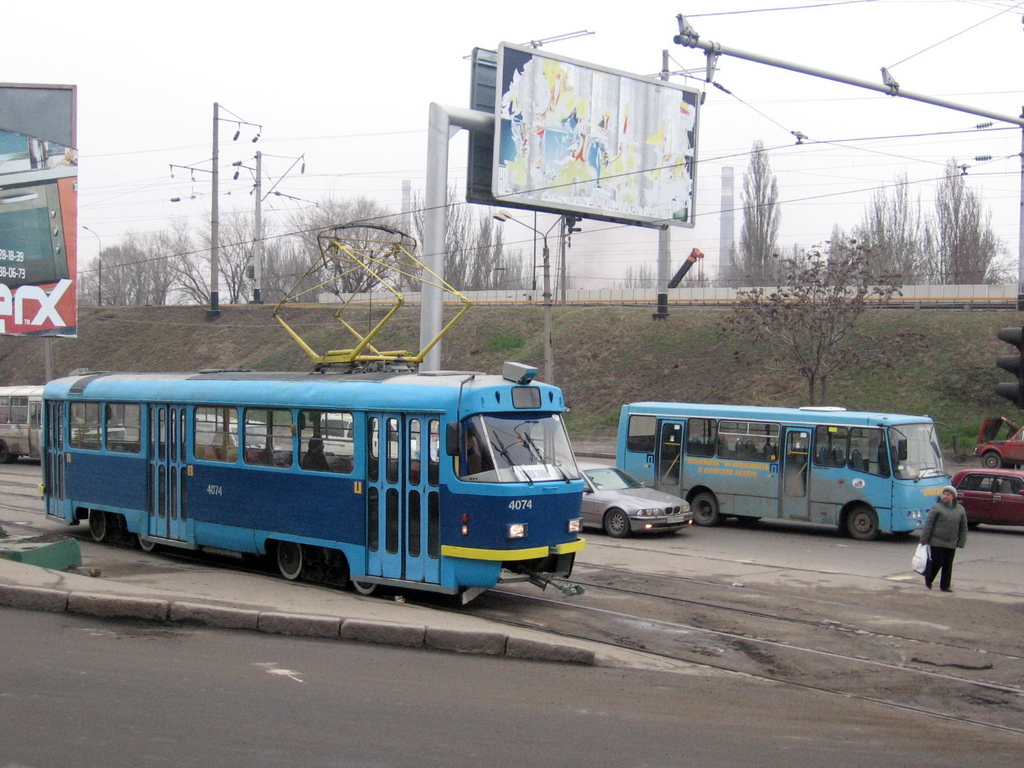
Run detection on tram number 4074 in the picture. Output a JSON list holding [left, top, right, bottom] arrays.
[[508, 499, 533, 510]]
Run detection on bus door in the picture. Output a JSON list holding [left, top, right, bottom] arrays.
[[782, 429, 811, 520], [28, 398, 41, 459], [147, 405, 188, 542], [365, 414, 440, 585], [656, 421, 685, 493]]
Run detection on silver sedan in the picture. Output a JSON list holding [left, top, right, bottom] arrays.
[[579, 462, 693, 538]]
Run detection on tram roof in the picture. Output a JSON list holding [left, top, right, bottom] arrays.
[[43, 369, 562, 412]]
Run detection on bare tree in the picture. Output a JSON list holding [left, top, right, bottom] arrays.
[[412, 187, 528, 291], [739, 140, 781, 286], [79, 230, 178, 306], [622, 263, 656, 288], [930, 160, 1004, 284], [856, 171, 927, 281], [727, 240, 904, 404]]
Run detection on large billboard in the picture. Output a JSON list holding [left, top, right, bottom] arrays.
[[0, 83, 78, 337], [489, 43, 699, 228]]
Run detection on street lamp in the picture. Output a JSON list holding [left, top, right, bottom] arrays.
[[493, 210, 559, 384], [82, 226, 102, 306]]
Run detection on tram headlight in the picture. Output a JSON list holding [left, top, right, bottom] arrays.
[[506, 523, 528, 539], [567, 518, 583, 533]]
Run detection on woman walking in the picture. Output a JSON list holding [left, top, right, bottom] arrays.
[[921, 485, 968, 593]]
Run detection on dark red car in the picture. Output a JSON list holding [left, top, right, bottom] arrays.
[[974, 417, 1024, 468], [951, 468, 1024, 528]]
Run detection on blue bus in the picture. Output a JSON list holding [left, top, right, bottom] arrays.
[[617, 402, 949, 540], [43, 364, 585, 601]]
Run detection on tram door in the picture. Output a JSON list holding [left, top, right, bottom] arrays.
[[147, 405, 188, 542], [782, 429, 811, 520], [365, 414, 440, 585]]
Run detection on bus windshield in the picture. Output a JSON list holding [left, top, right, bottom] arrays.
[[889, 423, 945, 480], [460, 413, 580, 483]]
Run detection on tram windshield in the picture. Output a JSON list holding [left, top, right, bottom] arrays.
[[889, 423, 946, 480], [460, 413, 580, 483]]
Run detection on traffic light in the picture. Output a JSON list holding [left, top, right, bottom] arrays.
[[995, 327, 1024, 407], [564, 215, 582, 234]]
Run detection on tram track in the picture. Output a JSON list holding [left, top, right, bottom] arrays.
[[444, 571, 1024, 735]]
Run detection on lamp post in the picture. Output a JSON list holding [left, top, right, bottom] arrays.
[[82, 225, 102, 306], [493, 210, 559, 384]]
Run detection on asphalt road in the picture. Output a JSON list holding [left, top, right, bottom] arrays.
[[3, 607, 1022, 768]]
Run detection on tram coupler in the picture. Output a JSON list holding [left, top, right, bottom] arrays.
[[528, 574, 586, 597]]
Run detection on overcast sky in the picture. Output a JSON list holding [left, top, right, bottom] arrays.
[[3, 0, 1022, 287]]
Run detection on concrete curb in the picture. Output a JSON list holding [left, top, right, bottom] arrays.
[[0, 583, 596, 665]]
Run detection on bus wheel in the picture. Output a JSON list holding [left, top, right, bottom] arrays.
[[980, 451, 1003, 469], [351, 580, 377, 596], [0, 441, 11, 464], [603, 508, 631, 538], [691, 492, 722, 526], [845, 505, 879, 541], [88, 511, 109, 542], [276, 541, 304, 581]]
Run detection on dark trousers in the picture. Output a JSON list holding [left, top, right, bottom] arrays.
[[925, 546, 956, 590]]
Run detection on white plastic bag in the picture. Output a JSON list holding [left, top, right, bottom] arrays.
[[911, 543, 929, 574]]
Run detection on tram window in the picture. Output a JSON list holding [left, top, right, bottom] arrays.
[[427, 419, 440, 486], [70, 402, 102, 450], [686, 418, 716, 457], [626, 415, 656, 453], [299, 409, 354, 473], [368, 417, 380, 483], [195, 406, 239, 462], [244, 408, 293, 467], [511, 386, 541, 409], [386, 417, 400, 484], [105, 403, 141, 453], [409, 419, 422, 484]]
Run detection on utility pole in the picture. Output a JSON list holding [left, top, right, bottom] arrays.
[[210, 102, 221, 319], [674, 15, 1024, 308], [253, 150, 262, 304]]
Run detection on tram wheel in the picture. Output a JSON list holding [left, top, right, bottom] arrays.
[[137, 534, 157, 553], [845, 505, 879, 541], [603, 508, 631, 538], [350, 580, 377, 596], [691, 491, 722, 526], [88, 511, 108, 542], [276, 541, 304, 581]]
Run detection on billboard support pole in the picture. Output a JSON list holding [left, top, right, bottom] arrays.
[[422, 104, 494, 371]]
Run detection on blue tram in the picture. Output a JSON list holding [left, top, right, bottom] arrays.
[[42, 363, 585, 601]]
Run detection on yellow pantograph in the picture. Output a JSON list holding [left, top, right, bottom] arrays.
[[273, 224, 470, 368]]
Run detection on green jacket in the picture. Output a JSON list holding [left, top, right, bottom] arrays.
[[921, 500, 968, 549]]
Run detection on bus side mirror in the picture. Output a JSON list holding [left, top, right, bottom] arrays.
[[445, 422, 460, 456], [897, 440, 908, 461]]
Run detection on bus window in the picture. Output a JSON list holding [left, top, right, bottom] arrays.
[[718, 420, 779, 461], [686, 418, 716, 457], [814, 425, 849, 468], [626, 415, 656, 453]]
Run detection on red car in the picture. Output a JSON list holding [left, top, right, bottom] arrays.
[[951, 468, 1024, 528], [974, 417, 1024, 468]]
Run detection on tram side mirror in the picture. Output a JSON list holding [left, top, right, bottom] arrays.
[[445, 422, 460, 456]]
